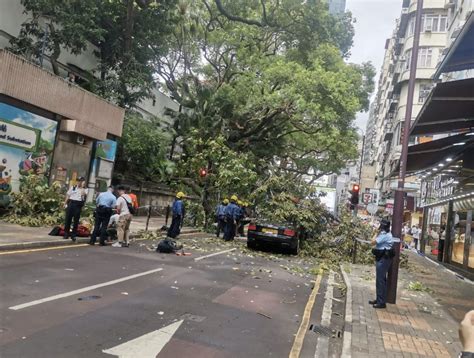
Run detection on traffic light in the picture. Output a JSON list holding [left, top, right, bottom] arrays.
[[350, 184, 360, 206], [199, 168, 208, 177]]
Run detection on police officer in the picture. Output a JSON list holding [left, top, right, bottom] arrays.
[[215, 198, 228, 238], [369, 219, 394, 309], [63, 177, 88, 242], [90, 186, 116, 246], [223, 195, 239, 241], [167, 192, 185, 239]]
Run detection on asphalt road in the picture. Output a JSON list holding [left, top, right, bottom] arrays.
[[0, 236, 344, 358]]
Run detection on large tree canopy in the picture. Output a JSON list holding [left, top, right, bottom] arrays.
[[158, 0, 374, 212]]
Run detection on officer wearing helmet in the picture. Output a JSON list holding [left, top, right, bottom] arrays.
[[167, 192, 185, 239], [370, 219, 394, 309], [215, 198, 229, 238], [223, 195, 239, 241]]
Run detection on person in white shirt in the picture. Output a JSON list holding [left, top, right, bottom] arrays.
[[63, 177, 88, 242], [412, 225, 420, 250], [112, 185, 133, 248], [106, 213, 120, 242]]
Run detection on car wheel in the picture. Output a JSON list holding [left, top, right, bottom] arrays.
[[289, 240, 299, 255], [247, 241, 256, 250]]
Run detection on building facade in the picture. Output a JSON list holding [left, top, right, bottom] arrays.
[[0, 0, 179, 207], [328, 0, 346, 15], [370, 0, 449, 215]]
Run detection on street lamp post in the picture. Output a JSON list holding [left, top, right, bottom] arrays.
[[387, 0, 424, 304]]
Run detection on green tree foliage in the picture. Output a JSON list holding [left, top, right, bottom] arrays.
[[10, 0, 178, 107], [115, 111, 174, 183], [158, 0, 375, 219], [4, 175, 64, 226]]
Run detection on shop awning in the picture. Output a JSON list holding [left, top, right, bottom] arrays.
[[434, 12, 474, 78], [409, 77, 474, 136], [394, 132, 474, 174]]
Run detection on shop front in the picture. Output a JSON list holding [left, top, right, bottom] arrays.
[[0, 50, 124, 206]]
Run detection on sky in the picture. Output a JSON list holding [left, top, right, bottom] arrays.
[[345, 0, 402, 132]]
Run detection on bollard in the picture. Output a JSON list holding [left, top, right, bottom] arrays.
[[145, 205, 152, 232]]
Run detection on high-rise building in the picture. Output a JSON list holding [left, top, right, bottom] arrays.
[[370, 0, 449, 207], [328, 0, 346, 15]]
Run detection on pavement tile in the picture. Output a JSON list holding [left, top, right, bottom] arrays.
[[345, 263, 466, 358]]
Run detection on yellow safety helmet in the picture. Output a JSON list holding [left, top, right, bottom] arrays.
[[176, 191, 185, 199], [230, 195, 238, 202], [223, 198, 229, 204]]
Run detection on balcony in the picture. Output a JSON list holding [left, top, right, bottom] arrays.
[[0, 50, 124, 140]]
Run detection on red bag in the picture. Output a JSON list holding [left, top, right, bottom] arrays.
[[76, 225, 91, 237]]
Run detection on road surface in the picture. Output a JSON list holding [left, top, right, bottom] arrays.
[[0, 236, 345, 357]]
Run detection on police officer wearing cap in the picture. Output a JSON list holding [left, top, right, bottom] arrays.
[[369, 219, 394, 309], [63, 177, 88, 242]]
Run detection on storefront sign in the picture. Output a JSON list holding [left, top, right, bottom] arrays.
[[0, 118, 40, 151]]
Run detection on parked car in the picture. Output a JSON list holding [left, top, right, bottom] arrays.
[[247, 223, 299, 255]]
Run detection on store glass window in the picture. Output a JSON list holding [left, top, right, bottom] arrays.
[[452, 211, 466, 265]]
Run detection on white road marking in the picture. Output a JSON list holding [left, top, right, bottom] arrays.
[[102, 320, 183, 358], [340, 265, 353, 358], [194, 248, 236, 261], [9, 268, 163, 311]]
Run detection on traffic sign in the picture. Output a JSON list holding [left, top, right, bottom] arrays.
[[362, 193, 373, 204], [367, 203, 378, 215]]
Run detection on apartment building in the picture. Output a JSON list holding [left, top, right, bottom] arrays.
[[370, 0, 449, 209], [0, 0, 177, 206], [328, 0, 346, 15]]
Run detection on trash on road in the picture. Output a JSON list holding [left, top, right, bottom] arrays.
[[257, 312, 272, 319]]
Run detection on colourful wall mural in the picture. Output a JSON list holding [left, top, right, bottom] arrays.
[[0, 102, 58, 207]]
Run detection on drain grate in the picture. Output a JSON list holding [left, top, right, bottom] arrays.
[[309, 324, 333, 337], [78, 295, 102, 301]]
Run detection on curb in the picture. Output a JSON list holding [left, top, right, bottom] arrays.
[[340, 264, 352, 358], [0, 229, 203, 251], [0, 237, 91, 251]]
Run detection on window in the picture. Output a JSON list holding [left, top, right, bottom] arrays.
[[404, 48, 434, 70], [418, 84, 432, 103], [404, 49, 412, 70], [423, 14, 448, 32], [408, 14, 448, 36], [418, 48, 433, 67]]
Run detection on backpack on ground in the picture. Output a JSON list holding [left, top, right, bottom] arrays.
[[156, 239, 182, 253]]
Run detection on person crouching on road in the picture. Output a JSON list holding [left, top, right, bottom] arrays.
[[216, 199, 228, 238], [167, 192, 185, 239], [90, 186, 116, 246], [63, 177, 88, 242], [369, 219, 394, 309], [112, 185, 133, 248], [223, 195, 239, 241]]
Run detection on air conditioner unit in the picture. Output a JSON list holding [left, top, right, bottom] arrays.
[[399, 56, 407, 62], [425, 25, 433, 32]]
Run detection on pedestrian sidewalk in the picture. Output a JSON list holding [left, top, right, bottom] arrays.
[[0, 217, 198, 251], [341, 260, 472, 357]]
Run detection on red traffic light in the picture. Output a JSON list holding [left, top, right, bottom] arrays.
[[199, 168, 208, 177], [352, 184, 360, 193]]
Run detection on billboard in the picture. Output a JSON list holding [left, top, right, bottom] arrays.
[[0, 102, 58, 207]]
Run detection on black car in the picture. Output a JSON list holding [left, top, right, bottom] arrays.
[[247, 223, 299, 255]]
